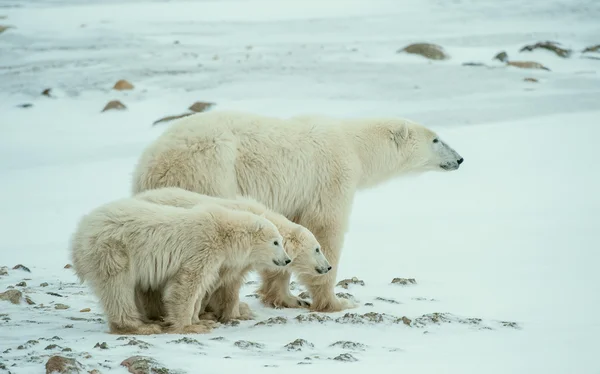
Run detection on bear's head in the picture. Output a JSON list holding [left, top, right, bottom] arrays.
[[284, 225, 331, 276], [384, 119, 464, 173], [249, 214, 292, 268]]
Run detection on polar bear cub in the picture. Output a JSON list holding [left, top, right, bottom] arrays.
[[70, 197, 291, 335], [134, 187, 331, 322]]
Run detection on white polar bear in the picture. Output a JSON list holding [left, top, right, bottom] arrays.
[[70, 197, 291, 335], [131, 110, 464, 312], [133, 187, 331, 322]]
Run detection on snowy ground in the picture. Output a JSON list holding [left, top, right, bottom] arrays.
[[1, 0, 600, 373]]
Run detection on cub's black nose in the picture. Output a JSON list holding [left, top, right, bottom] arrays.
[[457, 158, 464, 165], [285, 259, 291, 265], [327, 266, 332, 271]]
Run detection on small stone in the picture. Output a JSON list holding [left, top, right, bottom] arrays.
[[375, 297, 401, 304], [295, 313, 333, 323], [45, 355, 84, 374], [64, 324, 74, 329], [284, 339, 314, 351], [80, 308, 91, 313], [120, 356, 170, 374], [13, 264, 31, 272], [169, 337, 203, 346], [336, 277, 365, 289], [17, 103, 33, 108], [234, 340, 265, 350], [16, 281, 27, 287], [188, 101, 214, 113], [62, 348, 72, 352], [401, 316, 412, 326], [101, 100, 126, 112], [113, 79, 134, 90], [64, 264, 72, 269], [42, 88, 52, 97], [40, 282, 49, 287], [398, 43, 449, 60], [336, 292, 355, 300], [93, 342, 108, 349], [254, 316, 287, 326], [298, 291, 310, 299], [152, 112, 194, 126], [88, 370, 100, 374], [47, 292, 64, 297], [25, 296, 36, 305], [210, 336, 225, 341], [364, 303, 374, 307], [462, 62, 487, 67], [0, 289, 22, 304], [507, 61, 551, 71], [0, 266, 8, 276], [523, 77, 539, 83], [333, 353, 358, 362], [582, 45, 600, 53], [330, 341, 366, 351], [45, 344, 59, 350], [493, 51, 509, 62], [391, 277, 417, 285], [519, 41, 571, 58], [55, 304, 70, 310]]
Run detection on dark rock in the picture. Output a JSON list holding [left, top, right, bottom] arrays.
[[188, 101, 215, 113], [168, 337, 203, 347], [462, 62, 487, 67], [45, 344, 60, 350], [391, 277, 417, 285], [333, 353, 358, 362], [17, 103, 33, 108], [0, 266, 8, 276], [42, 88, 52, 97], [93, 342, 108, 349], [234, 340, 264, 350], [47, 292, 64, 297], [254, 316, 287, 326], [101, 100, 126, 112], [64, 264, 72, 269], [25, 296, 35, 305], [120, 356, 173, 374], [329, 341, 366, 351], [582, 45, 600, 53], [493, 51, 509, 62], [507, 61, 551, 71], [113, 79, 134, 90], [40, 282, 49, 287], [152, 113, 195, 126], [398, 43, 449, 60], [375, 297, 401, 304], [284, 339, 314, 351], [54, 304, 69, 310], [295, 313, 332, 323], [13, 264, 31, 272], [520, 41, 571, 58], [16, 281, 27, 287], [524, 77, 539, 83], [336, 277, 364, 289]]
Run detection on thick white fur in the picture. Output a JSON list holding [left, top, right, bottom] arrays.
[[133, 187, 331, 322], [131, 110, 463, 312], [70, 197, 290, 334]]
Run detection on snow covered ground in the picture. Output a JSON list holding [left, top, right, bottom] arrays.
[[1, 0, 599, 373]]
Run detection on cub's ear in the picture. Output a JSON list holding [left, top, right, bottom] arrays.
[[390, 124, 410, 147], [252, 219, 265, 233]]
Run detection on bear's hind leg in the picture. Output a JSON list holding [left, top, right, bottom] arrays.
[[94, 274, 162, 335]]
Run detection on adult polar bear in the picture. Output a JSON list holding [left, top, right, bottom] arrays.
[[132, 110, 464, 312]]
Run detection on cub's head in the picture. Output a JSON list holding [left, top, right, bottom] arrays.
[[284, 225, 331, 276], [383, 119, 464, 173], [250, 215, 292, 268]]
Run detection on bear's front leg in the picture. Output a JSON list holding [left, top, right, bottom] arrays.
[[257, 269, 311, 309], [298, 224, 357, 313], [207, 275, 255, 322]]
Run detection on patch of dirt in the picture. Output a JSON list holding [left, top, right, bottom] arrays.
[[336, 277, 365, 289], [519, 41, 571, 58], [16, 281, 27, 287], [12, 264, 31, 272], [188, 101, 214, 113], [582, 45, 600, 53], [294, 313, 333, 323], [335, 292, 356, 300], [64, 264, 72, 269], [54, 304, 70, 310], [40, 282, 49, 287], [507, 61, 551, 71], [524, 77, 539, 83], [375, 297, 401, 304], [152, 113, 194, 126], [284, 339, 314, 351], [93, 342, 109, 350], [398, 43, 450, 60], [168, 337, 204, 347], [0, 266, 8, 276], [121, 355, 177, 374], [79, 308, 91, 312], [493, 51, 509, 62], [391, 277, 417, 285]]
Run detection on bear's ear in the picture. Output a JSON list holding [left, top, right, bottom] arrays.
[[252, 219, 265, 233], [390, 124, 410, 147]]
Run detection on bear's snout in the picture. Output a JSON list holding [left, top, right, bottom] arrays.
[[316, 265, 332, 274]]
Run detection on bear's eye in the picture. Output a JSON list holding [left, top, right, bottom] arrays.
[[274, 240, 279, 246], [315, 248, 320, 253], [433, 138, 439, 143]]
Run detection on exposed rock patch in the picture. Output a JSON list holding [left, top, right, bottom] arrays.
[[254, 316, 287, 326], [520, 41, 571, 58], [391, 277, 417, 285], [45, 355, 84, 373], [113, 79, 134, 90], [329, 341, 366, 351], [284, 339, 314, 351], [101, 100, 126, 112], [336, 277, 364, 289], [0, 289, 22, 304], [398, 43, 449, 60]]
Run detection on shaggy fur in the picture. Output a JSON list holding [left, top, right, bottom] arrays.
[[131, 110, 464, 312], [70, 197, 291, 334], [133, 187, 331, 322]]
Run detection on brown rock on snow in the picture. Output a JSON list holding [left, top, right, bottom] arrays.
[[64, 264, 72, 269], [113, 79, 134, 90], [524, 77, 539, 83], [519, 41, 571, 58], [0, 289, 22, 304], [507, 61, 551, 71], [152, 112, 194, 126], [582, 44, 600, 53], [45, 355, 84, 373], [493, 51, 509, 62], [398, 43, 450, 60], [101, 100, 126, 112], [188, 101, 214, 113]]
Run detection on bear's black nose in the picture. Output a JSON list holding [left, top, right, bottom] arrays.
[[327, 266, 332, 271], [285, 259, 291, 265], [457, 158, 464, 165]]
